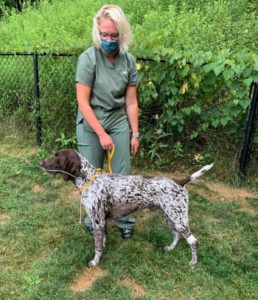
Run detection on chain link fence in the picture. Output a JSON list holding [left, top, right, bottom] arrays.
[[0, 52, 257, 176], [0, 54, 35, 130], [0, 52, 165, 148], [0, 52, 78, 147]]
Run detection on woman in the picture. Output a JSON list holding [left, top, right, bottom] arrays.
[[76, 4, 139, 238]]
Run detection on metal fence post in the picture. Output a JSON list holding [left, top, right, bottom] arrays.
[[239, 82, 258, 177], [33, 51, 42, 145]]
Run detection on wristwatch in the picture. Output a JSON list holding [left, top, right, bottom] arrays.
[[132, 132, 140, 139]]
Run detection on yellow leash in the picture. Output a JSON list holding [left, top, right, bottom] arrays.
[[80, 168, 102, 193], [80, 144, 115, 193], [107, 144, 115, 174]]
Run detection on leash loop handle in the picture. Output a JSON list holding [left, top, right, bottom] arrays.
[[107, 144, 115, 174]]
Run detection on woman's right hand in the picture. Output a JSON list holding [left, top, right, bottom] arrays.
[[99, 132, 114, 151]]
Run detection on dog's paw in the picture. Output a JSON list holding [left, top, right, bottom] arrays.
[[88, 260, 98, 267], [164, 245, 174, 252], [164, 246, 170, 252], [189, 260, 197, 268]]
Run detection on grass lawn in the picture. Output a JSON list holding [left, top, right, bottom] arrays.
[[0, 135, 257, 300]]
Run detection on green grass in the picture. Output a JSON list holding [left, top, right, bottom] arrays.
[[0, 135, 257, 300]]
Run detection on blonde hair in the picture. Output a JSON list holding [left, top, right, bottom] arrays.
[[92, 4, 133, 53]]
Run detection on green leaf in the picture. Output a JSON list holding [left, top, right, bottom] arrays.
[[233, 64, 245, 75], [203, 63, 214, 73], [239, 99, 250, 109], [168, 98, 179, 106], [193, 105, 201, 114], [229, 107, 242, 117], [223, 69, 235, 81], [180, 65, 190, 78], [243, 78, 253, 86], [169, 87, 178, 97], [211, 119, 220, 128], [190, 131, 198, 139], [220, 117, 229, 126], [201, 123, 209, 131], [214, 64, 224, 76], [182, 107, 192, 116]]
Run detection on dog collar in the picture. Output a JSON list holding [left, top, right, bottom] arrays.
[[80, 168, 102, 193]]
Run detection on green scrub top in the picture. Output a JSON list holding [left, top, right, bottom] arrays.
[[76, 46, 138, 127]]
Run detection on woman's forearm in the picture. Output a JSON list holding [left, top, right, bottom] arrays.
[[125, 86, 139, 134], [76, 82, 106, 137], [126, 102, 139, 134]]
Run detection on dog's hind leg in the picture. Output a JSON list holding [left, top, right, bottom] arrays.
[[171, 222, 198, 267], [164, 230, 180, 252], [163, 210, 198, 267], [161, 210, 181, 252], [186, 233, 198, 267], [180, 229, 198, 267]]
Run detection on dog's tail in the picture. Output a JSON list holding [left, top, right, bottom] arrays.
[[173, 163, 214, 187], [190, 163, 214, 181]]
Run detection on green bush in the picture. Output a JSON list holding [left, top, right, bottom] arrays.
[[0, 0, 257, 54]]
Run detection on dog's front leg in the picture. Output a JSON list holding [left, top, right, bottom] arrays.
[[102, 224, 107, 248], [88, 227, 105, 267]]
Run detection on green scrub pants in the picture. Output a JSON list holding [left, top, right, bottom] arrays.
[[76, 108, 135, 230]]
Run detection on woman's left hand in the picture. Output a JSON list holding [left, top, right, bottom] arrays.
[[131, 137, 140, 156]]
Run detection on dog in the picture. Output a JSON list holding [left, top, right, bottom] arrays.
[[40, 149, 213, 267]]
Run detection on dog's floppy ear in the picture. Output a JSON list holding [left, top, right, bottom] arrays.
[[63, 173, 72, 181], [62, 150, 82, 181], [68, 159, 81, 177]]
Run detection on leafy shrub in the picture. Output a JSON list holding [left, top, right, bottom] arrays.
[[0, 0, 257, 54], [136, 50, 258, 168]]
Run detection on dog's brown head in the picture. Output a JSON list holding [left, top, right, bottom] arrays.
[[40, 149, 81, 181]]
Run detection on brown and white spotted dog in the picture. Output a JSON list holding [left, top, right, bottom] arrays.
[[40, 149, 213, 267]]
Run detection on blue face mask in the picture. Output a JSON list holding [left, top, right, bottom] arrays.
[[101, 40, 119, 54]]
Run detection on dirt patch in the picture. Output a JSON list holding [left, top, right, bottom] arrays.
[[207, 215, 222, 223], [237, 207, 256, 216], [33, 184, 44, 193], [206, 182, 256, 201], [57, 184, 80, 206], [67, 188, 80, 199], [52, 178, 65, 186], [121, 277, 145, 298], [61, 183, 80, 198], [0, 213, 11, 224], [0, 144, 38, 158], [190, 181, 257, 216], [188, 181, 217, 200], [70, 267, 106, 292], [188, 180, 256, 202]]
